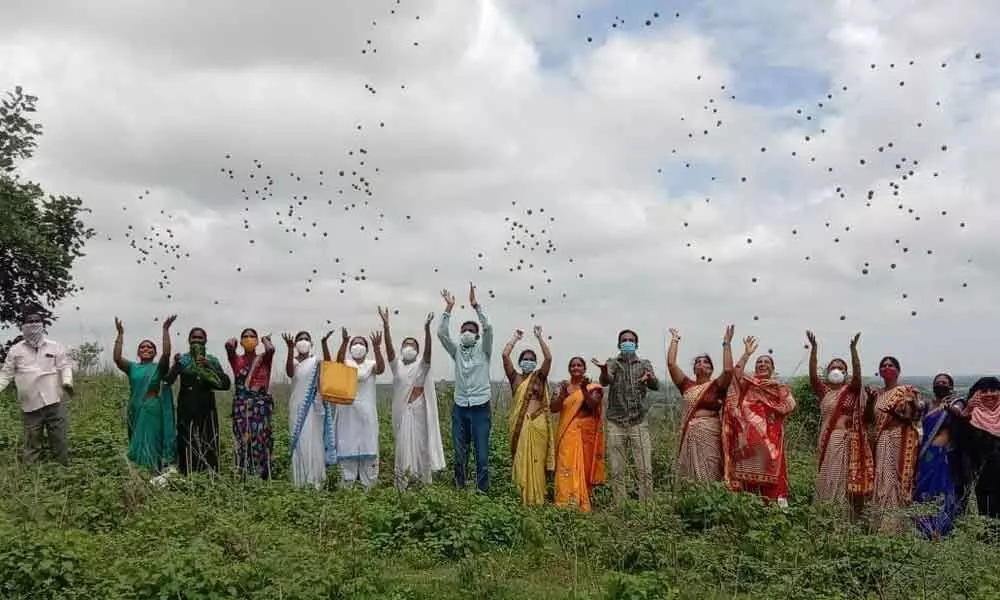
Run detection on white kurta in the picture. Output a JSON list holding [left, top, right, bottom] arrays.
[[288, 356, 327, 489], [336, 358, 379, 488], [390, 356, 446, 489]]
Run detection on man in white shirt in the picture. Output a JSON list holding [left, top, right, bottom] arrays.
[[0, 311, 74, 465]]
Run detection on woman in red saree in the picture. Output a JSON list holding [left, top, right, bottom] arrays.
[[722, 336, 796, 506], [667, 325, 735, 483], [551, 356, 605, 512], [867, 355, 924, 533], [807, 331, 873, 519]]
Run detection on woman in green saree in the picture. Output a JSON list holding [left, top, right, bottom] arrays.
[[165, 326, 232, 475], [113, 315, 178, 474]]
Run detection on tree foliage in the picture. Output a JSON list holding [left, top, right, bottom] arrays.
[[0, 86, 95, 361]]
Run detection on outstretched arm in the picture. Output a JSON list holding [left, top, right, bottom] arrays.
[[336, 328, 349, 364], [371, 331, 386, 375], [666, 329, 686, 386], [422, 313, 433, 364], [159, 316, 175, 377], [283, 333, 296, 379], [536, 326, 552, 379], [113, 317, 129, 374], [848, 333, 862, 394], [501, 330, 520, 382], [715, 326, 736, 391], [731, 336, 757, 378], [806, 330, 825, 398], [379, 307, 395, 364], [321, 331, 333, 362], [437, 310, 457, 358]]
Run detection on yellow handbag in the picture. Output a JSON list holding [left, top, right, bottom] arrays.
[[319, 361, 357, 405]]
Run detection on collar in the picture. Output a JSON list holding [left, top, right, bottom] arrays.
[[616, 352, 640, 363]]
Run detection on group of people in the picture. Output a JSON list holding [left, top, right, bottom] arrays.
[[1, 289, 999, 534]]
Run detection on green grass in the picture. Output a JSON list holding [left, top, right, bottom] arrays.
[[1, 374, 998, 599]]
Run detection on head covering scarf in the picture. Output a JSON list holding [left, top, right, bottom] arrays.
[[965, 377, 1000, 437]]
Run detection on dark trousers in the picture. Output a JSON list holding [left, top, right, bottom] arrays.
[[23, 402, 68, 465], [452, 402, 491, 492]]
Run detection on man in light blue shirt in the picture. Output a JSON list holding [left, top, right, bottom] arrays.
[[437, 283, 493, 492]]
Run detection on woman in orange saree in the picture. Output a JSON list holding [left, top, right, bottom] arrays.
[[667, 325, 735, 483], [722, 336, 797, 506], [551, 356, 606, 512], [807, 331, 874, 519], [867, 355, 925, 533]]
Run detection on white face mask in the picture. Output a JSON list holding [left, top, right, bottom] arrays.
[[400, 346, 418, 362], [21, 322, 44, 347], [827, 369, 846, 385], [459, 331, 477, 347], [295, 340, 312, 355], [350, 344, 367, 360]]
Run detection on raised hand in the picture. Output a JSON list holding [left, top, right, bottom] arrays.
[[114, 317, 124, 336], [590, 358, 606, 369], [669, 328, 681, 342], [282, 333, 294, 347], [341, 327, 350, 342], [557, 380, 570, 397], [743, 336, 758, 356], [322, 330, 334, 342], [225, 337, 238, 351], [371, 330, 383, 347], [163, 315, 177, 330], [468, 281, 478, 307], [724, 325, 735, 344], [425, 312, 434, 326], [850, 332, 861, 349], [512, 329, 524, 342], [533, 325, 543, 339], [441, 289, 455, 310], [262, 334, 274, 351], [806, 330, 817, 347], [377, 306, 390, 323]]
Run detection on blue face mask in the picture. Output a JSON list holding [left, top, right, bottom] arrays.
[[620, 341, 637, 354], [520, 360, 536, 373]]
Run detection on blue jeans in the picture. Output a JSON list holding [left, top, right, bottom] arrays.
[[452, 402, 491, 492]]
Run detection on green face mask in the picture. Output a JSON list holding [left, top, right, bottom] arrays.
[[189, 341, 206, 359]]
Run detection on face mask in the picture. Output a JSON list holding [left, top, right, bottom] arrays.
[[350, 344, 367, 360], [295, 340, 312, 355], [241, 338, 258, 353], [460, 331, 477, 347], [879, 366, 899, 380], [827, 369, 846, 385], [620, 341, 636, 354], [933, 385, 952, 399], [21, 322, 44, 346], [401, 346, 418, 362], [189, 341, 206, 358], [520, 360, 536, 373]]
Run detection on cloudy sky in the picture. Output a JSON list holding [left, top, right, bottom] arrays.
[[2, 0, 999, 379]]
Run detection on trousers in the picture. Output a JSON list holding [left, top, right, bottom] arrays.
[[23, 402, 69, 465], [606, 419, 653, 501], [452, 402, 491, 492]]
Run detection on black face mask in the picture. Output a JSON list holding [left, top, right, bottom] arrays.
[[933, 385, 952, 399]]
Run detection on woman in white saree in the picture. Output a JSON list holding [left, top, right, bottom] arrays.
[[283, 331, 336, 489], [324, 326, 385, 491], [379, 308, 446, 490]]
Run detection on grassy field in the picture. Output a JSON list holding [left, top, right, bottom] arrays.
[[1, 374, 999, 599]]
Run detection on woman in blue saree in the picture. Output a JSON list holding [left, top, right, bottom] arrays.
[[913, 373, 966, 539], [112, 315, 178, 473]]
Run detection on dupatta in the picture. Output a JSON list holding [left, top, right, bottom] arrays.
[[722, 373, 795, 489]]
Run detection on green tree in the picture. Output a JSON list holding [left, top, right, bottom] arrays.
[[68, 341, 103, 376], [0, 86, 94, 362]]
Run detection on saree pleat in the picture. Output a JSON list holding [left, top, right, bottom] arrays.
[[126, 361, 176, 471], [555, 384, 605, 512], [676, 380, 722, 483]]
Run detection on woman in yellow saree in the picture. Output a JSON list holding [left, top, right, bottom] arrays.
[[552, 356, 606, 511], [502, 326, 555, 505]]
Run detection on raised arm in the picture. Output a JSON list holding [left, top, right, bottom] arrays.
[[471, 284, 493, 359], [113, 317, 129, 374], [535, 326, 552, 378], [159, 316, 176, 376], [282, 333, 296, 379], [336, 328, 349, 364], [224, 336, 238, 371], [715, 325, 736, 391], [321, 330, 334, 362], [806, 330, 825, 398], [666, 328, 686, 386], [501, 329, 521, 383], [848, 333, 862, 394], [422, 313, 433, 364], [371, 330, 386, 375], [594, 359, 612, 386], [731, 336, 757, 378], [378, 306, 395, 364], [437, 289, 457, 358]]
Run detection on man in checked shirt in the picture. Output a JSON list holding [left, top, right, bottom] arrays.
[[592, 329, 659, 502]]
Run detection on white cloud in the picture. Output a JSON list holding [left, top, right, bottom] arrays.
[[1, 0, 998, 381]]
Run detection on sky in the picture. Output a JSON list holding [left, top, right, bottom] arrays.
[[2, 0, 999, 380]]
